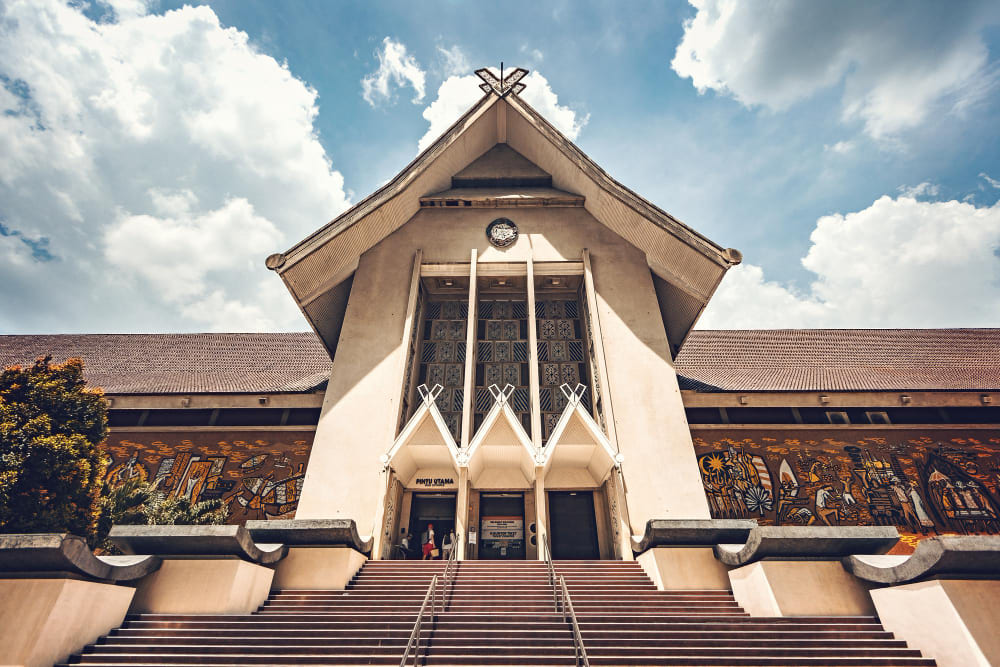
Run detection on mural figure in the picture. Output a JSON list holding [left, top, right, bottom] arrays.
[[101, 433, 314, 524], [105, 451, 148, 486], [923, 453, 1000, 533], [698, 445, 773, 518], [694, 431, 1000, 550]]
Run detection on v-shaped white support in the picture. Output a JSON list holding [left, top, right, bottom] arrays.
[[539, 383, 622, 487], [382, 384, 462, 483], [465, 383, 539, 488]]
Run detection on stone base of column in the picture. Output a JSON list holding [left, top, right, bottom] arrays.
[[637, 547, 731, 590], [129, 558, 273, 614], [871, 579, 1000, 667], [270, 546, 367, 590], [0, 577, 134, 667], [728, 560, 876, 616]]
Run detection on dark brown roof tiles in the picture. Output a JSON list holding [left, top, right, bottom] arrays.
[[1, 329, 997, 395], [0, 333, 331, 394], [675, 329, 1000, 391]]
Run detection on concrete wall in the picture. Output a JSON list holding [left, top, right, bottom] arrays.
[[871, 579, 1000, 667], [0, 578, 135, 667], [295, 206, 710, 538]]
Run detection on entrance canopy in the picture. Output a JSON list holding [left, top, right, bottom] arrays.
[[383, 385, 461, 489], [465, 384, 538, 490], [540, 384, 622, 489]]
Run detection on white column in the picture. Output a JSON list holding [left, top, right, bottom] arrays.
[[460, 249, 478, 449], [526, 258, 542, 448], [456, 467, 470, 559]]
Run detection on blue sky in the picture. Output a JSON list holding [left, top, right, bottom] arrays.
[[2, 0, 1000, 332]]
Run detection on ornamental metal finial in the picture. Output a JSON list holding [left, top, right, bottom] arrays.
[[475, 62, 528, 98]]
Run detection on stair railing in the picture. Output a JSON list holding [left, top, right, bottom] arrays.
[[400, 574, 438, 667], [541, 533, 560, 612], [557, 573, 591, 667], [441, 533, 460, 611]]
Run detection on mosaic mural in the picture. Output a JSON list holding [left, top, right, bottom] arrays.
[[692, 428, 1000, 552], [102, 430, 314, 522]]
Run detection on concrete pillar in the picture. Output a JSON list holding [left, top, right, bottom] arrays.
[[294, 250, 412, 537], [270, 547, 367, 590], [535, 466, 547, 560], [589, 249, 711, 530], [728, 561, 876, 617], [871, 579, 1000, 667], [370, 465, 391, 560], [456, 467, 470, 559], [534, 466, 549, 560], [128, 558, 274, 614], [637, 547, 732, 590]]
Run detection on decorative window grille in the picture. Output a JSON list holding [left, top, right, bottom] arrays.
[[415, 299, 468, 441], [473, 299, 531, 434], [536, 299, 591, 443]]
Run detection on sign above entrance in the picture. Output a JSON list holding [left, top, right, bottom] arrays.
[[408, 469, 459, 490], [486, 218, 518, 248]]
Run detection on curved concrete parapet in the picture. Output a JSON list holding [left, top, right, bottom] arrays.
[[0, 533, 160, 582], [632, 519, 757, 554], [714, 525, 900, 567], [844, 535, 1000, 584], [108, 524, 287, 564], [245, 518, 373, 554]]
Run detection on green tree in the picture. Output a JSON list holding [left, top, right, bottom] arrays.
[[95, 477, 228, 551], [0, 356, 108, 540]]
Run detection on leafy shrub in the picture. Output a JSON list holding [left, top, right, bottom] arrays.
[[0, 357, 107, 541]]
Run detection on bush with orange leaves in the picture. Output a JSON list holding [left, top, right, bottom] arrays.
[[0, 356, 108, 544]]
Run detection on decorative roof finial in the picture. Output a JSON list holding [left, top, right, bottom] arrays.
[[475, 62, 528, 98]]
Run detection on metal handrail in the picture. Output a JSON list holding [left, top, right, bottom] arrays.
[[441, 533, 460, 610], [541, 533, 560, 612], [400, 574, 438, 667], [557, 574, 590, 667]]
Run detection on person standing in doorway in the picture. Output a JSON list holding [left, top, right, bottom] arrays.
[[421, 523, 436, 560], [442, 529, 455, 560]]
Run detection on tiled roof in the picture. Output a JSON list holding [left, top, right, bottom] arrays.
[[1, 329, 997, 395], [675, 329, 1000, 392], [0, 333, 331, 394]]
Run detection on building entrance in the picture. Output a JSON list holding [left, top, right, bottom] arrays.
[[406, 492, 456, 560], [478, 492, 526, 559], [548, 491, 600, 559]]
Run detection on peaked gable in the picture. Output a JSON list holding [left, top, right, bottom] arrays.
[[268, 89, 740, 356]]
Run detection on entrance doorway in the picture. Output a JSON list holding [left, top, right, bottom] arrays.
[[406, 493, 456, 559], [479, 492, 526, 559], [548, 491, 599, 559]]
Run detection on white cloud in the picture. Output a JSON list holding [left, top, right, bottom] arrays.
[[437, 45, 470, 78], [698, 194, 1000, 328], [104, 197, 281, 303], [824, 140, 854, 155], [981, 172, 1000, 189], [0, 0, 349, 333], [672, 0, 997, 138], [417, 70, 588, 153], [361, 37, 426, 107], [897, 182, 940, 198], [520, 45, 544, 62]]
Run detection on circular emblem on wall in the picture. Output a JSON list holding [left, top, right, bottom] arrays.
[[486, 218, 519, 248]]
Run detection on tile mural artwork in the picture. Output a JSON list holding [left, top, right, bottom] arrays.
[[692, 429, 1000, 552], [102, 430, 315, 522]]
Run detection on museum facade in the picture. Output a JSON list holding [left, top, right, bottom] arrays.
[[2, 75, 998, 563]]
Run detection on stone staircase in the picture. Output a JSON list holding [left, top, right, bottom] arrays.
[[63, 559, 935, 666]]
